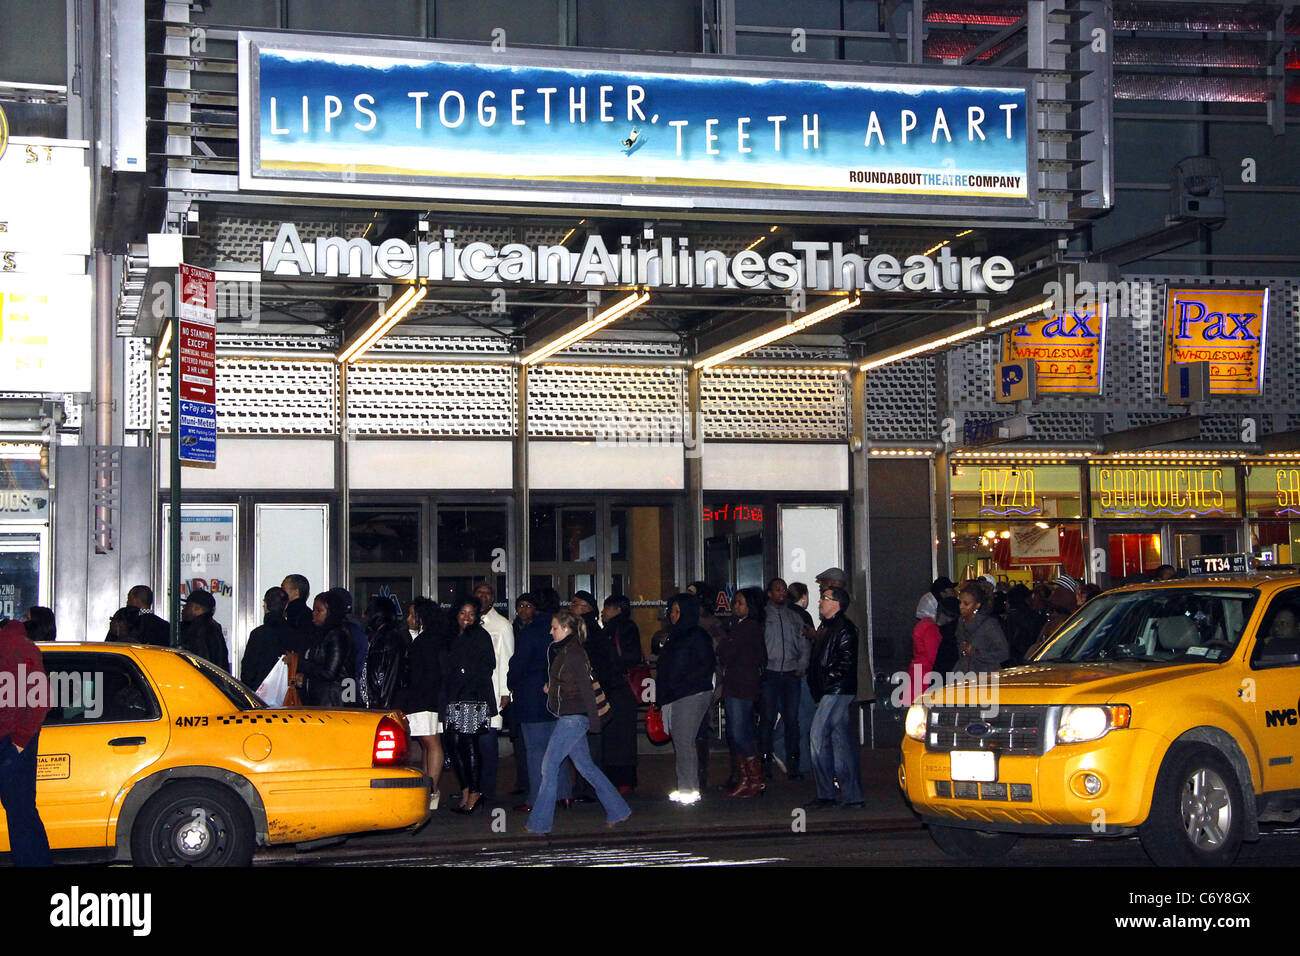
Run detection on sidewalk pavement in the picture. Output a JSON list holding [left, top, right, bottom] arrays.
[[262, 744, 921, 861]]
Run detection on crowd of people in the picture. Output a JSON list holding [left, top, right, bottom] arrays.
[[906, 568, 1126, 704], [11, 559, 1188, 839]]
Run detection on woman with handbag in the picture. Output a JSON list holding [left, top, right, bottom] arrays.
[[717, 586, 767, 798], [441, 599, 496, 815], [654, 592, 717, 806], [525, 610, 631, 836]]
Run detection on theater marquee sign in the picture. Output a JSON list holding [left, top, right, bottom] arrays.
[[238, 33, 1034, 218]]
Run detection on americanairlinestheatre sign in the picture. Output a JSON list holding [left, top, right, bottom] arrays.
[[262, 223, 1018, 294], [239, 33, 1035, 218]]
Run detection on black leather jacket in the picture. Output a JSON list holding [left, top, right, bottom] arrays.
[[364, 626, 411, 709], [300, 624, 352, 706], [808, 613, 859, 701]]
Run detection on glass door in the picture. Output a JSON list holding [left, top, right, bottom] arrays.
[[1100, 524, 1164, 584], [1173, 525, 1238, 569], [351, 504, 423, 613]]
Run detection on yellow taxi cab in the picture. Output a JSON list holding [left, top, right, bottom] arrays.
[[0, 643, 429, 866], [900, 570, 1300, 865]]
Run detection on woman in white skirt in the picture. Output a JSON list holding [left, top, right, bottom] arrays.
[[397, 597, 448, 810]]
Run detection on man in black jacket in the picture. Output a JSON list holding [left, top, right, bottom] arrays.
[[806, 586, 863, 810], [126, 585, 171, 647], [179, 589, 231, 673]]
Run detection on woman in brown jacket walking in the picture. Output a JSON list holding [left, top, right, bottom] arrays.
[[524, 610, 632, 835]]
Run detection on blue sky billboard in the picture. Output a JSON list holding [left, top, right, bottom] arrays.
[[239, 34, 1035, 218]]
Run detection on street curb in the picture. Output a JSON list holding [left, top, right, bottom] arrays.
[[255, 814, 923, 863]]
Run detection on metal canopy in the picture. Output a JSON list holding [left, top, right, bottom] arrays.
[[131, 198, 1062, 366]]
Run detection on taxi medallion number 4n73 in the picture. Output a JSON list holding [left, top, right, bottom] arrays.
[[175, 716, 209, 727], [950, 750, 997, 783]]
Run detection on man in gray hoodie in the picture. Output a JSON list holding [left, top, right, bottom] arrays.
[[759, 578, 811, 780]]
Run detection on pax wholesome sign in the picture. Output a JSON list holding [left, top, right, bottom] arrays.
[[239, 34, 1030, 215], [1003, 308, 1106, 394], [1162, 288, 1268, 397]]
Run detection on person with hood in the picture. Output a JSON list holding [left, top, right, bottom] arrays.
[[396, 597, 447, 810], [655, 592, 716, 805], [179, 589, 230, 672], [292, 590, 353, 706], [507, 593, 574, 812], [717, 586, 767, 798], [361, 596, 410, 710], [806, 586, 864, 810], [929, 577, 961, 675], [524, 610, 631, 835], [240, 586, 300, 690], [907, 592, 943, 705], [954, 581, 1010, 675]]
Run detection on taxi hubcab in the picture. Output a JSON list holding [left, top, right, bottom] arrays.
[[0, 644, 428, 866], [900, 566, 1300, 865]]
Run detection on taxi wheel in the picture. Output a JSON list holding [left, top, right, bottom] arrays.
[[1140, 743, 1243, 867], [927, 823, 1018, 861], [131, 782, 255, 867]]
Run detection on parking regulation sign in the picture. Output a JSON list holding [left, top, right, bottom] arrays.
[[177, 263, 217, 467], [177, 400, 216, 466]]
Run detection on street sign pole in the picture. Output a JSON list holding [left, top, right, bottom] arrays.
[[169, 309, 181, 647]]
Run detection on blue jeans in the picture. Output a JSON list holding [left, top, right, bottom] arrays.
[[724, 698, 757, 758], [0, 733, 51, 866], [809, 694, 863, 804], [520, 721, 572, 807], [527, 716, 630, 834], [773, 676, 816, 773], [759, 670, 803, 768]]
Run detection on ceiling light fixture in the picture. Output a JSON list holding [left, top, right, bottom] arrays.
[[859, 322, 987, 372], [337, 284, 428, 363], [695, 296, 860, 370], [522, 290, 650, 366]]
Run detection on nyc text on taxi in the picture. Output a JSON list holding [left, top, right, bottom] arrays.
[[0, 643, 428, 865], [901, 573, 1300, 865]]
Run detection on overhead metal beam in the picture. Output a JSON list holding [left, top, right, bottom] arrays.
[[1101, 415, 1201, 454]]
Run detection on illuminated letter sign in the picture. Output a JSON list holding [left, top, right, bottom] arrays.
[[1091, 466, 1238, 519], [1003, 307, 1105, 394], [1162, 288, 1268, 396]]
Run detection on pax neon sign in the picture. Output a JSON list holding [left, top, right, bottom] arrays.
[[1173, 300, 1259, 341]]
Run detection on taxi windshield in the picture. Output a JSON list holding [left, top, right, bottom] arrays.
[[181, 653, 267, 710], [1034, 587, 1259, 664]]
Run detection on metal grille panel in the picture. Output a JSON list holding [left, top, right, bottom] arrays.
[[864, 356, 937, 440], [347, 362, 516, 436], [125, 338, 153, 431], [528, 366, 684, 438], [701, 367, 850, 440], [368, 335, 513, 355], [158, 358, 338, 435]]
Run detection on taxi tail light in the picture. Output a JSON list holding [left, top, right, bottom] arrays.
[[373, 716, 407, 766]]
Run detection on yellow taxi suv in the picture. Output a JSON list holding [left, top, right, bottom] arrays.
[[900, 572, 1300, 866], [0, 643, 429, 866]]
